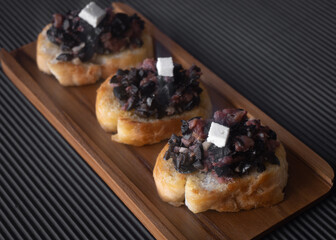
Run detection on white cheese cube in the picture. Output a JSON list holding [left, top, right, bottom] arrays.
[[206, 122, 230, 148], [79, 2, 106, 28], [156, 57, 174, 77]]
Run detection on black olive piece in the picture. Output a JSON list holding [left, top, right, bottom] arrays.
[[202, 121, 210, 136], [164, 150, 170, 161], [173, 64, 183, 76], [168, 134, 181, 146], [156, 82, 174, 106], [193, 160, 203, 169], [246, 125, 256, 137], [208, 144, 218, 152], [268, 130, 277, 140], [230, 121, 245, 135], [130, 14, 145, 29], [155, 87, 170, 107], [126, 96, 137, 111], [56, 53, 74, 61], [134, 102, 149, 112], [176, 165, 196, 174], [120, 78, 129, 87], [194, 143, 202, 159], [250, 149, 257, 157], [182, 133, 192, 140], [128, 68, 137, 79], [46, 27, 60, 44], [181, 120, 189, 134], [134, 109, 150, 118], [113, 86, 128, 100], [110, 75, 119, 84], [184, 96, 200, 111], [175, 154, 184, 170], [254, 140, 265, 155], [61, 40, 77, 51], [190, 65, 201, 73], [77, 44, 95, 62], [183, 100, 195, 111], [210, 146, 224, 160], [246, 131, 252, 138], [116, 69, 126, 76], [156, 76, 165, 88], [268, 154, 280, 165], [189, 80, 200, 88], [168, 144, 175, 154], [76, 30, 88, 42], [127, 85, 138, 95], [111, 13, 130, 37], [257, 163, 266, 173], [223, 145, 231, 156], [138, 69, 146, 78], [240, 162, 252, 174], [174, 63, 183, 70], [166, 81, 175, 96], [175, 153, 197, 174], [195, 87, 203, 94], [235, 138, 244, 148], [140, 81, 156, 97], [173, 70, 186, 85], [131, 38, 143, 47], [94, 27, 103, 35], [214, 166, 234, 177]]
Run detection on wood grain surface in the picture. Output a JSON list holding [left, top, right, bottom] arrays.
[[1, 3, 333, 240]]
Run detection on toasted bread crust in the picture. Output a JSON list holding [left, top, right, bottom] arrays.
[[36, 24, 153, 86], [153, 143, 288, 213], [153, 144, 188, 206], [96, 78, 212, 146]]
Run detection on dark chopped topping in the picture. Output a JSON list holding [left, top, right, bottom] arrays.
[[47, 7, 145, 62], [113, 86, 127, 100], [234, 136, 254, 152], [181, 120, 189, 135], [111, 59, 203, 119], [165, 109, 281, 178], [56, 52, 74, 61]]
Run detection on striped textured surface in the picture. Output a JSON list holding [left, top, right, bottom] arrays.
[[0, 0, 335, 239]]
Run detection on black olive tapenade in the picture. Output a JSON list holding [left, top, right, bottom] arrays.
[[165, 109, 281, 178], [110, 58, 203, 119], [47, 7, 145, 62]]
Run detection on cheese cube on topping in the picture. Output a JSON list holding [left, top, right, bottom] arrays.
[[156, 57, 174, 77], [79, 2, 106, 28], [207, 122, 230, 148]]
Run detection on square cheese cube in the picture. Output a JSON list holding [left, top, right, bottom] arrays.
[[156, 57, 174, 77], [207, 122, 230, 148], [79, 2, 106, 28]]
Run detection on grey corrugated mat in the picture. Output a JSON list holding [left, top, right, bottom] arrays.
[[1, 0, 335, 239]]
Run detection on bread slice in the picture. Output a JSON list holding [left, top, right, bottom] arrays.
[[153, 143, 288, 213], [96, 79, 212, 146], [36, 24, 153, 86]]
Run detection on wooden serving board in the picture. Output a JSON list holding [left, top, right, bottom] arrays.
[[1, 3, 334, 239]]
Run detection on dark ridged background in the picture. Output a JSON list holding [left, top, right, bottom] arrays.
[[1, 0, 335, 239]]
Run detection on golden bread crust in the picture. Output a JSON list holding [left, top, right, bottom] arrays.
[[153, 143, 288, 213], [153, 144, 187, 206], [95, 78, 212, 146], [36, 24, 153, 86]]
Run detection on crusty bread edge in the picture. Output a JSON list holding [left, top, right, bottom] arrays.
[[153, 144, 188, 206], [36, 24, 153, 86], [154, 142, 288, 213], [96, 79, 212, 146]]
